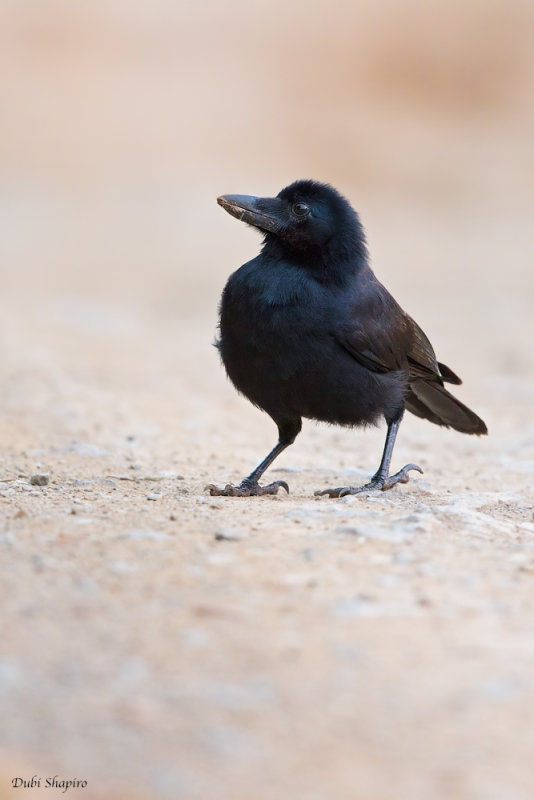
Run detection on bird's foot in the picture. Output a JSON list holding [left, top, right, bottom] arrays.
[[205, 478, 289, 497], [314, 464, 423, 498]]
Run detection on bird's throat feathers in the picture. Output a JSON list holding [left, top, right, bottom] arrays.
[[261, 225, 369, 288]]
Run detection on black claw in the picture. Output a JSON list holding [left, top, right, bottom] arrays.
[[269, 480, 290, 495]]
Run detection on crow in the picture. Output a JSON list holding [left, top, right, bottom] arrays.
[[207, 180, 487, 498]]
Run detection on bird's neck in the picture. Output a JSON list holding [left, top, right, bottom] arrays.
[[261, 234, 369, 287]]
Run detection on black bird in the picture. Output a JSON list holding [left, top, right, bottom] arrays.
[[207, 180, 487, 498]]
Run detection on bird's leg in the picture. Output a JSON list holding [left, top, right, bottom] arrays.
[[206, 442, 290, 497], [206, 419, 301, 497], [315, 417, 423, 498]]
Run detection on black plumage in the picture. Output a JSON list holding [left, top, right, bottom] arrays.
[[207, 180, 487, 498]]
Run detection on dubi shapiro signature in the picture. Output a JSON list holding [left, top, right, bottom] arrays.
[[11, 776, 87, 793]]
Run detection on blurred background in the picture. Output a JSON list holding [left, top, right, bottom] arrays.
[[1, 1, 534, 798], [2, 0, 533, 329]]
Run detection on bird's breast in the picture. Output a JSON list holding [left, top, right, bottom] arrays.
[[218, 269, 404, 426], [220, 267, 328, 378]]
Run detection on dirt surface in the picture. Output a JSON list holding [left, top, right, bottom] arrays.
[[1, 267, 534, 800], [2, 2, 534, 799]]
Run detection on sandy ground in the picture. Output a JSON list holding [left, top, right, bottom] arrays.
[[2, 1, 534, 798], [1, 228, 533, 800]]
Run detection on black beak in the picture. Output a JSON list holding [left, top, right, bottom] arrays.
[[217, 194, 284, 234]]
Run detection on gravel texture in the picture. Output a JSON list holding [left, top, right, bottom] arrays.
[[1, 293, 533, 800]]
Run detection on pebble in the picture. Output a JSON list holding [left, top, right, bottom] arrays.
[[338, 493, 370, 504], [214, 529, 244, 541], [30, 474, 49, 486], [98, 478, 117, 487], [146, 493, 161, 501]]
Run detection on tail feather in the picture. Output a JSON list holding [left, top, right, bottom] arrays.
[[437, 361, 462, 385], [407, 381, 487, 435], [405, 392, 446, 427]]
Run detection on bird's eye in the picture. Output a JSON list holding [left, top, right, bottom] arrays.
[[292, 202, 310, 217]]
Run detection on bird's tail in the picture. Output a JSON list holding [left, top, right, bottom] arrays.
[[437, 361, 462, 385], [406, 381, 488, 435]]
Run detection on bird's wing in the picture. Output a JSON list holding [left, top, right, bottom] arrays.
[[405, 316, 462, 384], [336, 325, 404, 374], [405, 316, 441, 379], [336, 304, 412, 375], [335, 283, 448, 382]]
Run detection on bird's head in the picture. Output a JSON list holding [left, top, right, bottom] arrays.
[[217, 180, 367, 268]]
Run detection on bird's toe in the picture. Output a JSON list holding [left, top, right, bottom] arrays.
[[257, 480, 290, 496], [316, 471, 422, 498], [205, 480, 289, 497], [205, 483, 239, 496], [382, 463, 423, 490], [314, 487, 347, 498]]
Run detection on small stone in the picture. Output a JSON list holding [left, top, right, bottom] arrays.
[[99, 478, 117, 487], [339, 493, 370, 504], [146, 493, 161, 501], [214, 529, 243, 542], [30, 474, 49, 486]]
